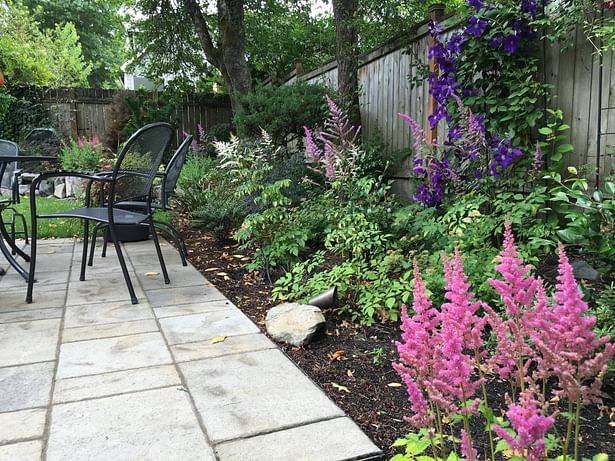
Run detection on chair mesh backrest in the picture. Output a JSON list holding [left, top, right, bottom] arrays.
[[25, 128, 57, 142], [111, 123, 174, 204], [162, 135, 192, 206], [0, 140, 19, 192]]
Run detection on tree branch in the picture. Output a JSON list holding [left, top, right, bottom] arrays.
[[183, 0, 221, 67]]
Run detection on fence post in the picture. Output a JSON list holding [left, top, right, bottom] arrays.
[[427, 3, 445, 144]]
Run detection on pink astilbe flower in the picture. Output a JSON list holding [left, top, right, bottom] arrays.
[[427, 250, 485, 417], [197, 123, 206, 141], [393, 260, 440, 429], [530, 243, 615, 404], [484, 218, 537, 383], [76, 136, 85, 148], [398, 113, 429, 155], [303, 126, 321, 162], [460, 430, 477, 461], [494, 389, 554, 461]]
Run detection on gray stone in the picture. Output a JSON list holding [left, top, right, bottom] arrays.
[[0, 318, 60, 367], [171, 333, 277, 362], [47, 388, 215, 461], [53, 182, 65, 199], [146, 284, 226, 308], [159, 309, 259, 345], [0, 441, 42, 460], [0, 408, 46, 444], [0, 362, 55, 411], [62, 318, 159, 343], [571, 260, 600, 281], [53, 364, 181, 403], [38, 179, 54, 196], [65, 274, 146, 306], [153, 300, 233, 319], [266, 302, 325, 346], [64, 300, 153, 328], [180, 349, 344, 443], [56, 332, 172, 379], [0, 307, 63, 324], [215, 417, 381, 461]]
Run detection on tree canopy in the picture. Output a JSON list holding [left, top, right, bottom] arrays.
[[21, 0, 127, 88], [0, 0, 91, 87]]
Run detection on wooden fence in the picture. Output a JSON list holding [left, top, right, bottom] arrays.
[[41, 88, 233, 147], [284, 16, 615, 190]]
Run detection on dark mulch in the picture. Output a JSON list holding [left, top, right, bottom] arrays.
[[175, 217, 615, 459]]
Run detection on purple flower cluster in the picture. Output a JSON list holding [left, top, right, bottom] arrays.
[[489, 137, 523, 176]]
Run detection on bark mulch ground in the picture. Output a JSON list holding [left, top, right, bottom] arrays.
[[176, 217, 615, 460]]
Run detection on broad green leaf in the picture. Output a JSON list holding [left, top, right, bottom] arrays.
[[538, 127, 552, 135], [495, 439, 510, 453], [567, 166, 578, 175], [605, 181, 615, 195], [557, 228, 581, 242]]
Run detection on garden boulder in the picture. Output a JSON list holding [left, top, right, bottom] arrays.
[[266, 302, 326, 347]]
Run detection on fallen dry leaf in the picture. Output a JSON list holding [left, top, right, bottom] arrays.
[[331, 382, 350, 393], [346, 369, 354, 378], [47, 250, 56, 254], [387, 382, 402, 388], [328, 350, 345, 361], [207, 283, 215, 288], [209, 336, 227, 344], [144, 271, 160, 276], [204, 267, 221, 272]]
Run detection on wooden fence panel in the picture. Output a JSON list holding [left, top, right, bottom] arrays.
[[41, 88, 232, 149]]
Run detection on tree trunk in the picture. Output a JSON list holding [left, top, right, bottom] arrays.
[[184, 0, 252, 113], [332, 0, 361, 129]]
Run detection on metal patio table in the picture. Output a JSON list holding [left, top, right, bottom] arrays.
[[0, 155, 57, 279]]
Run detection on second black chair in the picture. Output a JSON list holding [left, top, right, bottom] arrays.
[[26, 122, 175, 304]]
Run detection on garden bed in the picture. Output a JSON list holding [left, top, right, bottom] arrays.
[[175, 216, 615, 460]]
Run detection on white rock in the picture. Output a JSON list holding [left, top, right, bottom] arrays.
[[54, 182, 66, 199], [265, 303, 325, 346]]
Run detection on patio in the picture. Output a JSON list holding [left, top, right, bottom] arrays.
[[0, 238, 381, 461]]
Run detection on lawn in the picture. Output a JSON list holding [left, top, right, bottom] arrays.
[[2, 196, 171, 239]]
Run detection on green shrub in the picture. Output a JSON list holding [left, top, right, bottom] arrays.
[[175, 155, 224, 213], [192, 187, 246, 241], [59, 136, 104, 171], [234, 82, 331, 144]]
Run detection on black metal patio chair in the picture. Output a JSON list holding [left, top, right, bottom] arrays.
[[26, 122, 175, 304], [88, 135, 193, 267], [0, 140, 29, 253]]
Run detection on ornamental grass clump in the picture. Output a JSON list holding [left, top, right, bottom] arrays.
[[393, 220, 614, 461]]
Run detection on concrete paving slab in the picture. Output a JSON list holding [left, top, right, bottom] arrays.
[[62, 319, 159, 343], [135, 266, 206, 291], [160, 310, 260, 345], [0, 307, 62, 324], [47, 388, 215, 461], [0, 408, 46, 444], [215, 417, 381, 461], [153, 299, 233, 319], [0, 319, 60, 367], [53, 364, 181, 404], [0, 362, 55, 411], [1, 288, 66, 311], [57, 332, 172, 379], [0, 269, 69, 290], [180, 349, 345, 443], [27, 253, 73, 273], [64, 300, 153, 328], [0, 440, 42, 460], [129, 251, 185, 268], [146, 284, 226, 308], [65, 274, 145, 306], [171, 333, 277, 362]]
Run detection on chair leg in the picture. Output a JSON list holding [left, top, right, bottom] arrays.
[[154, 221, 187, 267], [101, 226, 109, 258], [26, 218, 38, 303], [149, 219, 170, 284], [108, 224, 138, 304], [10, 214, 16, 255], [88, 222, 105, 266], [79, 220, 89, 282]]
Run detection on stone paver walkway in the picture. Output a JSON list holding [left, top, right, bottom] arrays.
[[0, 238, 381, 461]]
